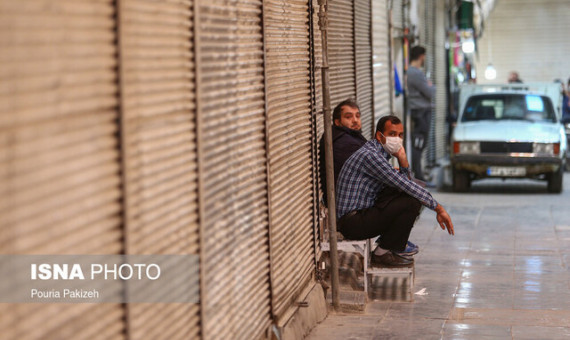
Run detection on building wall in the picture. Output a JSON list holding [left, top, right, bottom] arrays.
[[0, 1, 392, 339], [475, 0, 570, 84]]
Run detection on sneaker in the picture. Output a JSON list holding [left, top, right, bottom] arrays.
[[394, 241, 419, 257], [407, 241, 419, 251]]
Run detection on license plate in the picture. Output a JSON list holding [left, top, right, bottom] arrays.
[[486, 166, 526, 177]]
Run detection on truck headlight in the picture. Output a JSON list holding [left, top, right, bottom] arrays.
[[533, 143, 559, 155], [453, 141, 480, 154]]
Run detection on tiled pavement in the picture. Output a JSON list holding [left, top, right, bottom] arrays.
[[307, 174, 570, 339]]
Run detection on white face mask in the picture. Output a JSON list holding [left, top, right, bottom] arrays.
[[380, 133, 403, 154]]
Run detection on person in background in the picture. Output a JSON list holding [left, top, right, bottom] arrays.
[[560, 79, 570, 120], [555, 79, 570, 120], [508, 71, 523, 84], [407, 45, 435, 185]]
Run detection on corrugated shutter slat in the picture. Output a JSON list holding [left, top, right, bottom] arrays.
[[373, 0, 391, 125], [0, 0, 125, 339], [434, 0, 447, 161], [119, 0, 200, 338], [265, 0, 315, 320], [198, 1, 272, 339], [355, 0, 374, 138], [328, 0, 356, 106]]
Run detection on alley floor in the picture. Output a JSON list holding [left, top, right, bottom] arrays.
[[307, 174, 570, 339]]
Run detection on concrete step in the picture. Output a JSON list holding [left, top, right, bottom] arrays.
[[325, 288, 367, 313]]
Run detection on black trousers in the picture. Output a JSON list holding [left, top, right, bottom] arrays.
[[411, 108, 432, 181], [338, 188, 422, 252]]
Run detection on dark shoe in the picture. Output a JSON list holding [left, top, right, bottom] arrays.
[[371, 251, 414, 267]]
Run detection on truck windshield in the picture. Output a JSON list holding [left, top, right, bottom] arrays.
[[461, 94, 557, 123]]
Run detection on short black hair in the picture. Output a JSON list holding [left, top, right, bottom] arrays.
[[410, 45, 426, 62], [376, 115, 402, 134], [333, 99, 359, 121]]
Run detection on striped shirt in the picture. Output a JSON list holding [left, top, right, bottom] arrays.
[[336, 139, 438, 219]]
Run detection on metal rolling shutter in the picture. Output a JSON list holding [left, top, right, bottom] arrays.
[[372, 0, 390, 125], [420, 0, 437, 166], [309, 0, 324, 253], [311, 0, 324, 202], [434, 0, 447, 161], [264, 0, 315, 320], [197, 1, 271, 339], [118, 1, 200, 339], [328, 0, 356, 108], [312, 0, 323, 139], [0, 1, 125, 339], [354, 0, 374, 139]]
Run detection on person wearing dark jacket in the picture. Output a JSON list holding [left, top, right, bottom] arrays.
[[319, 99, 367, 203]]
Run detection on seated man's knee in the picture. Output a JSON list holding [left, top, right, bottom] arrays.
[[402, 194, 422, 213]]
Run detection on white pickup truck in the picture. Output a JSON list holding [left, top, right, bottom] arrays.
[[451, 83, 567, 193]]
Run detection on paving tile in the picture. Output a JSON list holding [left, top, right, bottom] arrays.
[[372, 317, 444, 340], [512, 325, 570, 340], [365, 302, 392, 315], [442, 323, 512, 339]]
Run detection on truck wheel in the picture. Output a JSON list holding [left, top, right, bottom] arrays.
[[547, 167, 563, 193], [453, 169, 470, 192]]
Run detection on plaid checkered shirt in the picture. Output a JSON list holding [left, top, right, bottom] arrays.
[[336, 139, 439, 219]]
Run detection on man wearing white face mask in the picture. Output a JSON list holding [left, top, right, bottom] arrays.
[[335, 115, 454, 267]]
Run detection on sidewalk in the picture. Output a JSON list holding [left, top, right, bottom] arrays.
[[307, 178, 570, 339]]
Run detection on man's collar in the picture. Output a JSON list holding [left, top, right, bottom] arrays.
[[372, 139, 391, 160], [334, 125, 361, 135]]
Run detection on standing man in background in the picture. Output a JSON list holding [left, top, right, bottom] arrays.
[[407, 46, 435, 184], [557, 78, 570, 120]]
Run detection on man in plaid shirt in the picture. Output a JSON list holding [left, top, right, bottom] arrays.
[[336, 115, 454, 267]]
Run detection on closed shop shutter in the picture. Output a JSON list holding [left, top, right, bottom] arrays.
[[264, 0, 315, 320], [354, 0, 374, 138], [420, 0, 446, 164], [312, 0, 323, 140], [118, 1, 200, 339], [328, 0, 356, 108], [0, 1, 125, 339], [196, 1, 272, 339], [311, 0, 324, 194], [372, 0, 391, 124], [434, 0, 447, 161], [419, 0, 437, 166], [311, 0, 327, 246]]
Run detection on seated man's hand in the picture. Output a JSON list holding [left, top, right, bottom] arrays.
[[393, 145, 410, 169], [435, 204, 454, 235], [393, 145, 406, 158]]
